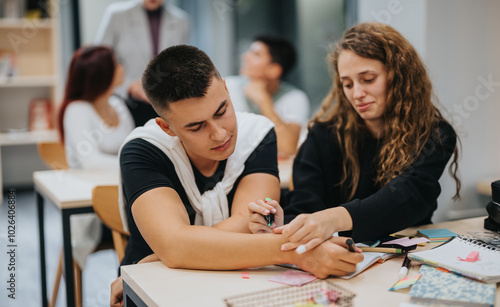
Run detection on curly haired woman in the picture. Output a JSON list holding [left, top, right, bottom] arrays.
[[248, 22, 461, 253]]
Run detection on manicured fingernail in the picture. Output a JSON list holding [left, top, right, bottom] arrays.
[[271, 208, 277, 214], [280, 245, 286, 251], [295, 245, 307, 254], [264, 210, 270, 214], [265, 198, 272, 202]]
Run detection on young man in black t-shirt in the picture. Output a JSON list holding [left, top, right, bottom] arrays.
[[110, 45, 363, 307]]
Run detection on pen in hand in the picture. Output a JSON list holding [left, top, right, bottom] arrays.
[[346, 238, 356, 252], [264, 198, 275, 227], [296, 235, 354, 255], [398, 253, 411, 280]]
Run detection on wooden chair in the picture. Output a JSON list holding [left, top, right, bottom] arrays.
[[37, 142, 82, 306], [92, 185, 130, 263], [37, 142, 69, 170]]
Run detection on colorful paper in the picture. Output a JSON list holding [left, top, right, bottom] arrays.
[[389, 274, 422, 291], [416, 229, 458, 242], [384, 237, 429, 247], [268, 270, 317, 286]]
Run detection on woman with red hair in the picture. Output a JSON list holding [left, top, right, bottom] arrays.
[[58, 46, 134, 170], [57, 46, 134, 270]]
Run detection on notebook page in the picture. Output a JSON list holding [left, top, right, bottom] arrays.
[[408, 237, 500, 282], [339, 252, 384, 279]]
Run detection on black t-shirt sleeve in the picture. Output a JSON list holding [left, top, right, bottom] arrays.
[[241, 128, 279, 179], [120, 138, 177, 207]]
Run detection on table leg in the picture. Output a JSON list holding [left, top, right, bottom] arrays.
[[61, 209, 76, 307], [123, 280, 147, 307], [36, 191, 48, 307]]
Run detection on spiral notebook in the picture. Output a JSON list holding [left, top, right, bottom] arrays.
[[408, 236, 500, 283]]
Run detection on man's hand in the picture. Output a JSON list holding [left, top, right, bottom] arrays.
[[109, 254, 159, 306], [244, 80, 272, 110], [248, 199, 284, 233], [110, 276, 123, 307]]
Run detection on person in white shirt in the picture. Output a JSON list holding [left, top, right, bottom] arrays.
[[225, 35, 310, 156], [57, 46, 134, 269], [58, 46, 135, 170]]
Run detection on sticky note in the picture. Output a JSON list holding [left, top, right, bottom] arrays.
[[268, 270, 317, 286], [389, 274, 422, 291], [384, 237, 430, 247], [458, 251, 480, 262], [466, 251, 479, 262]]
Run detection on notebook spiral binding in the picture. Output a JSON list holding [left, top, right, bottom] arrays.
[[458, 235, 500, 252]]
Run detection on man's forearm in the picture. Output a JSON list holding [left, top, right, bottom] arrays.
[[152, 226, 292, 270]]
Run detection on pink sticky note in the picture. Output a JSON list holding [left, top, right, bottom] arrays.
[[384, 237, 430, 247], [241, 272, 250, 279], [268, 270, 317, 286], [458, 251, 480, 262]]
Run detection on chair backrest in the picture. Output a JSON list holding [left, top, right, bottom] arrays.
[[37, 142, 69, 170], [92, 185, 129, 263]]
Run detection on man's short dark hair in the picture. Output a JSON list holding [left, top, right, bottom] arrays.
[[142, 45, 221, 113], [254, 35, 297, 78]]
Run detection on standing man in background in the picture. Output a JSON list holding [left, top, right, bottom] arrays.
[[95, 0, 190, 126], [225, 36, 310, 156]]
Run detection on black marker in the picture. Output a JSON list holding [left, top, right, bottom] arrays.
[[264, 198, 275, 227], [346, 238, 356, 252]]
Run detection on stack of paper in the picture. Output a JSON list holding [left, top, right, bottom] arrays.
[[416, 228, 458, 243]]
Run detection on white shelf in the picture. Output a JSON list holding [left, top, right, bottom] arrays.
[[0, 75, 56, 87], [0, 129, 58, 146]]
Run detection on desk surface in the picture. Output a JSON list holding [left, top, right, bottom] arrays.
[[121, 216, 499, 307], [33, 169, 118, 209]]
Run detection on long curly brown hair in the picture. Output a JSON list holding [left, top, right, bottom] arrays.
[[312, 22, 461, 201]]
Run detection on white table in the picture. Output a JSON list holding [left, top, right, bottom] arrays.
[[121, 217, 500, 307], [34, 169, 118, 307]]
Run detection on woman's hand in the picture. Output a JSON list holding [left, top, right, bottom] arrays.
[[248, 199, 284, 233], [274, 207, 352, 254], [292, 236, 363, 278]]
